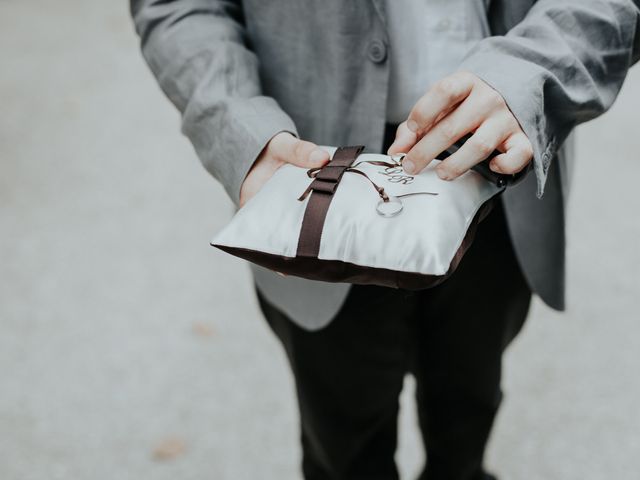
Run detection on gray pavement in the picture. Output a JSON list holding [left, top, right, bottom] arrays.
[[1, 1, 639, 479]]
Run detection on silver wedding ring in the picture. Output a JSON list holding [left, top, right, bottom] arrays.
[[376, 196, 403, 218]]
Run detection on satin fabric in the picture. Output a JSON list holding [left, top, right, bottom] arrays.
[[212, 148, 501, 279]]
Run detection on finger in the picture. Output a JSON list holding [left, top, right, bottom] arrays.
[[489, 133, 534, 174], [406, 72, 475, 134], [387, 122, 418, 155], [271, 133, 330, 168], [435, 114, 513, 180], [402, 94, 490, 174], [239, 158, 282, 207]]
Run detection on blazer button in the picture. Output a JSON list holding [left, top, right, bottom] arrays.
[[367, 39, 387, 64]]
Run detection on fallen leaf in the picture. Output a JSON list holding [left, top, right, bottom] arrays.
[[192, 322, 215, 337], [152, 436, 186, 461]]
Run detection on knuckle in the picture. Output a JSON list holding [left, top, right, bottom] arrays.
[[471, 136, 495, 157], [480, 90, 505, 111], [293, 140, 307, 160], [434, 78, 459, 102], [491, 91, 506, 109], [408, 107, 423, 126], [438, 120, 459, 142], [455, 71, 474, 83], [499, 111, 518, 129], [522, 141, 534, 159]]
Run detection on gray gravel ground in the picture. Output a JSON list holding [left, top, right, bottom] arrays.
[[1, 1, 640, 479]]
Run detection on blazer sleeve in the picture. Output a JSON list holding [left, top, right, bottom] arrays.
[[458, 0, 640, 197], [130, 0, 298, 205]]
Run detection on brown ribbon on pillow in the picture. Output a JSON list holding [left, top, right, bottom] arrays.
[[296, 146, 365, 258]]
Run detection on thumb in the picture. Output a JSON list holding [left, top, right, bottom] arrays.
[[270, 133, 330, 169]]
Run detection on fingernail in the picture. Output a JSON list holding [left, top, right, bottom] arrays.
[[407, 120, 419, 132], [490, 161, 503, 173], [403, 159, 416, 174], [436, 167, 450, 180]]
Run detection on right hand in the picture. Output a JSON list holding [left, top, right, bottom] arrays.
[[239, 132, 330, 207]]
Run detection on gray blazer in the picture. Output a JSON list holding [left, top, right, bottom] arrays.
[[131, 0, 640, 330]]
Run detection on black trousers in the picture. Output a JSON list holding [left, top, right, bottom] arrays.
[[256, 125, 532, 480]]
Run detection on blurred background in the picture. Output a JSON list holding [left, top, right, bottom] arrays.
[[1, 1, 639, 479]]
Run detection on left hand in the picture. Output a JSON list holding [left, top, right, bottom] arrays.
[[388, 71, 534, 180]]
